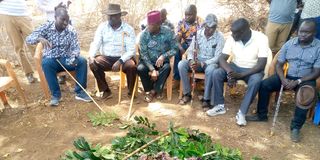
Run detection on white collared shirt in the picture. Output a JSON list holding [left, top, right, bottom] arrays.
[[223, 30, 270, 68], [89, 21, 136, 62]]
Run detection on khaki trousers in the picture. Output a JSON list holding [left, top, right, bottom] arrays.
[[265, 21, 292, 54], [0, 14, 35, 75]]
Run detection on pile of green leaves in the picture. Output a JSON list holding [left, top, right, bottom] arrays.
[[87, 111, 119, 127], [61, 116, 244, 160]]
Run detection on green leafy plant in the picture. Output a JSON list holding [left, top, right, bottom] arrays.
[[63, 116, 248, 160], [87, 111, 119, 127]]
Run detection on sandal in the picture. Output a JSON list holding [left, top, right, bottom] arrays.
[[178, 95, 191, 105], [144, 93, 155, 103]]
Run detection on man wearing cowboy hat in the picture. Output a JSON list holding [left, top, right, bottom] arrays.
[[247, 20, 320, 142], [88, 3, 136, 100]]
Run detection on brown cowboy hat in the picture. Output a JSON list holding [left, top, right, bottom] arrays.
[[295, 85, 317, 109], [103, 3, 127, 16]]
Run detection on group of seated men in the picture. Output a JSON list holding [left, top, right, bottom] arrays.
[[20, 3, 320, 143]]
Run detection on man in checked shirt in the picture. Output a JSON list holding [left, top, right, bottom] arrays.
[[26, 7, 91, 106]]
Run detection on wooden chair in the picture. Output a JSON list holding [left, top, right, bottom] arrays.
[[34, 43, 75, 99], [0, 59, 27, 106], [268, 51, 318, 120], [178, 50, 273, 99]]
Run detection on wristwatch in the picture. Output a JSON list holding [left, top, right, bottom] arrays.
[[297, 79, 302, 84]]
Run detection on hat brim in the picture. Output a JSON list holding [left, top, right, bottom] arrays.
[[104, 11, 128, 16], [295, 86, 316, 109]]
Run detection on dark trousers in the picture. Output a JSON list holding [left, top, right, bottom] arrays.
[[257, 74, 316, 130], [137, 62, 171, 94], [174, 42, 189, 80], [89, 55, 137, 94]]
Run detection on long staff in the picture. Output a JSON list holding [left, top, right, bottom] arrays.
[[56, 59, 105, 113], [270, 63, 289, 135]]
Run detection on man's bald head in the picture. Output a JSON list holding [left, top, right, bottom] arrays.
[[298, 19, 317, 44], [185, 4, 197, 24], [230, 18, 251, 41], [54, 7, 69, 32]]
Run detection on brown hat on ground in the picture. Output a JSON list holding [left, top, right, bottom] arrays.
[[103, 3, 127, 16], [295, 85, 317, 109]]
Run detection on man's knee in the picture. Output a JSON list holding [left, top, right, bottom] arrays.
[[212, 68, 226, 79], [178, 60, 188, 71], [137, 63, 147, 74], [77, 56, 87, 66], [248, 74, 263, 87], [42, 58, 56, 69]]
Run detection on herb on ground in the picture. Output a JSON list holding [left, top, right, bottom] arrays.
[[87, 111, 119, 127]]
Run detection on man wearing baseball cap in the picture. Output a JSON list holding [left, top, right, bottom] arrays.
[[88, 3, 137, 100], [178, 14, 224, 107], [138, 10, 178, 103]]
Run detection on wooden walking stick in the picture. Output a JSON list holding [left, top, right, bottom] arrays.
[[118, 31, 129, 104], [270, 63, 289, 136], [127, 76, 138, 120], [56, 59, 105, 113]]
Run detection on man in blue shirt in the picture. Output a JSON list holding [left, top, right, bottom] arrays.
[[247, 20, 320, 142], [26, 7, 91, 106], [138, 10, 178, 103], [266, 0, 298, 55]]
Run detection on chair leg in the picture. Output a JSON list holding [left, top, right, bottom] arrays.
[[0, 91, 8, 105], [223, 83, 227, 97], [120, 71, 126, 88], [307, 107, 315, 121]]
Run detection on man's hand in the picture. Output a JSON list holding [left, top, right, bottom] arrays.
[[112, 60, 121, 72], [189, 60, 200, 71], [228, 71, 244, 79], [150, 70, 159, 81], [285, 80, 299, 90], [88, 57, 98, 71], [280, 78, 290, 88], [39, 38, 52, 49], [227, 78, 237, 88], [156, 55, 165, 68]]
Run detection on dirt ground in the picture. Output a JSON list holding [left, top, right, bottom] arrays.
[[0, 61, 320, 160], [0, 24, 320, 160]]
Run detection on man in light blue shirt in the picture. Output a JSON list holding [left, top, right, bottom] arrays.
[[266, 0, 297, 55], [88, 4, 136, 100], [178, 14, 224, 108]]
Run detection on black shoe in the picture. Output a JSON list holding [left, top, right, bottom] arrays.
[[291, 129, 300, 143], [246, 115, 268, 122]]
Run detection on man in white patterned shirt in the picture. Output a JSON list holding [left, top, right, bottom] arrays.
[[88, 4, 136, 100], [178, 14, 224, 108]]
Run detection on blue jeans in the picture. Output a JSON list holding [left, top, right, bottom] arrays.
[[42, 56, 88, 98], [174, 42, 189, 80], [178, 59, 217, 100], [257, 74, 316, 130], [211, 63, 264, 114]]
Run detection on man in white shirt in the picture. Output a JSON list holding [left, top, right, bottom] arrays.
[[206, 18, 270, 126], [88, 4, 136, 100], [0, 0, 36, 83]]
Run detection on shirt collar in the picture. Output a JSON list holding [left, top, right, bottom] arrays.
[[200, 28, 217, 40], [107, 22, 124, 31], [293, 37, 318, 47], [49, 21, 69, 34]]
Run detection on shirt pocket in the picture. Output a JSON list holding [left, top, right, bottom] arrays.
[[301, 52, 316, 65]]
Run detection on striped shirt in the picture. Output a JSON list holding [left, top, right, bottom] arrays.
[[0, 0, 29, 16], [88, 21, 136, 63], [186, 28, 225, 66], [301, 0, 320, 19]]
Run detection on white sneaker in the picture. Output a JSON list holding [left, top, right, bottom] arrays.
[[206, 104, 226, 117], [236, 110, 247, 126]]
